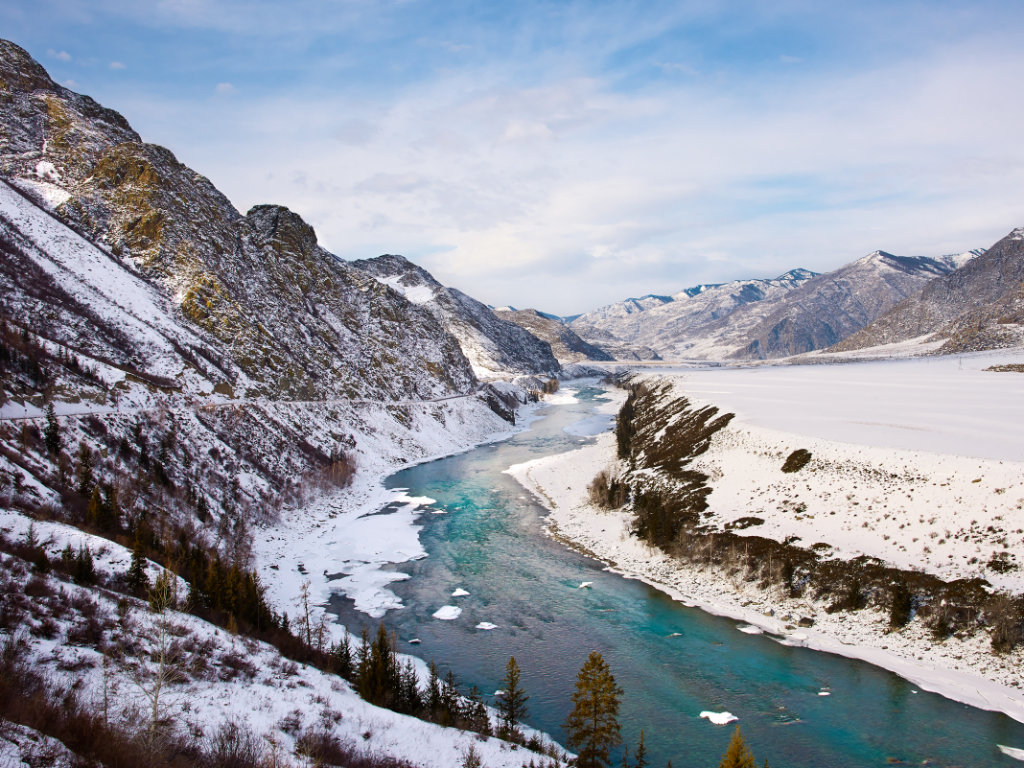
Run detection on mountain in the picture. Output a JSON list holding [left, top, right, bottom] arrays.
[[731, 251, 979, 359], [832, 230, 1024, 354], [351, 254, 560, 379], [0, 40, 481, 402], [493, 308, 613, 364], [570, 269, 816, 359]]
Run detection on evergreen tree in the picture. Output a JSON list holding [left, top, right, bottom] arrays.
[[43, 403, 61, 455], [634, 730, 648, 768], [465, 685, 491, 736], [717, 726, 756, 768], [333, 630, 354, 680], [127, 541, 149, 592], [74, 544, 95, 585], [76, 441, 94, 496], [564, 651, 623, 768], [497, 655, 529, 741]]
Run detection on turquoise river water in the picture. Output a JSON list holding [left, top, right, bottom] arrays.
[[330, 383, 1024, 767]]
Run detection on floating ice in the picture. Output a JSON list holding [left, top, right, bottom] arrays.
[[476, 622, 498, 630], [432, 605, 462, 620], [452, 588, 470, 597], [700, 711, 738, 726], [818, 691, 831, 697], [577, 581, 593, 589], [737, 624, 763, 635], [667, 632, 683, 638], [408, 638, 421, 645], [999, 745, 1024, 762]]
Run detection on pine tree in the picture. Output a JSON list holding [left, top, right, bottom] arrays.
[[717, 726, 756, 768], [74, 544, 95, 585], [43, 403, 61, 455], [634, 730, 648, 768], [76, 440, 94, 496], [127, 541, 149, 593], [564, 651, 623, 768], [497, 655, 529, 741]]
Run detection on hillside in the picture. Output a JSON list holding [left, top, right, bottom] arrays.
[[832, 228, 1024, 354], [352, 254, 560, 379]]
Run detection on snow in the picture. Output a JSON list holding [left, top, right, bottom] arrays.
[[656, 350, 1024, 461], [507, 362, 1024, 725], [0, 553, 561, 768], [476, 622, 499, 630], [999, 745, 1024, 761], [452, 588, 471, 597], [379, 275, 436, 304], [433, 605, 462, 620], [737, 624, 763, 635], [700, 711, 738, 725], [0, 179, 210, 381]]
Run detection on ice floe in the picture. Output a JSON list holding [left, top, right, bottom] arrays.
[[432, 605, 462, 620], [476, 622, 498, 630], [700, 711, 738, 726]]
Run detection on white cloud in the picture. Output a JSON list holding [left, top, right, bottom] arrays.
[[48, 48, 72, 61], [109, 60, 126, 70], [214, 81, 236, 95], [111, 21, 1024, 314]]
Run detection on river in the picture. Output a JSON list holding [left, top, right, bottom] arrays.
[[329, 382, 1024, 767]]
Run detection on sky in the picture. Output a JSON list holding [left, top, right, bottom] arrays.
[[4, 0, 1024, 315]]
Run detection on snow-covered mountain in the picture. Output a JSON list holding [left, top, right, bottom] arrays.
[[571, 249, 980, 360], [728, 251, 980, 359], [493, 308, 613, 364], [832, 230, 1024, 354], [570, 268, 816, 359], [351, 254, 560, 379]]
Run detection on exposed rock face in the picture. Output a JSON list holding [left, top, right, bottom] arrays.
[[352, 254, 560, 379], [0, 40, 476, 401], [494, 308, 613, 364], [833, 231, 1024, 354]]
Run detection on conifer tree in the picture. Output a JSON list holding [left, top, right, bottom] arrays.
[[497, 655, 529, 741], [564, 651, 623, 768], [127, 541, 149, 592], [717, 726, 756, 768], [74, 544, 95, 585], [76, 440, 94, 496], [43, 403, 61, 456], [634, 730, 648, 768]]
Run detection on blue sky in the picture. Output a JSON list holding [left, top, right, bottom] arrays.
[[5, 1, 1024, 314]]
